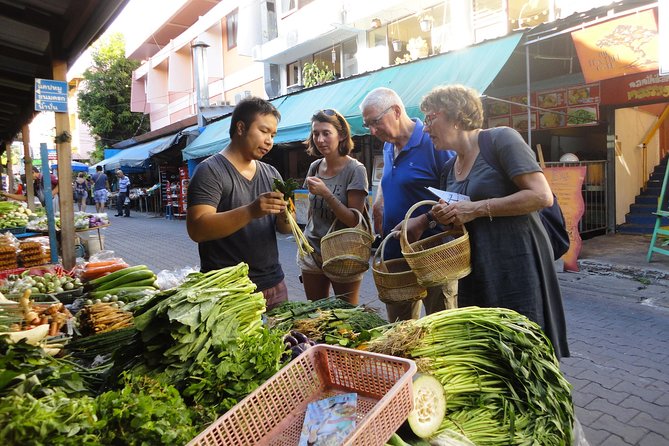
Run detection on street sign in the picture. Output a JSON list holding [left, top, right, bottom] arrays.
[[34, 78, 68, 113]]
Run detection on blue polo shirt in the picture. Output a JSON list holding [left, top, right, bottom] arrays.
[[380, 118, 453, 259]]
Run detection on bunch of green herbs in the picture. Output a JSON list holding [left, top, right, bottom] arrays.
[[183, 326, 286, 413]]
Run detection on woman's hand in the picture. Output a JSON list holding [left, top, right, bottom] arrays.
[[432, 200, 480, 226], [305, 176, 329, 197], [391, 215, 427, 244], [249, 191, 287, 218]]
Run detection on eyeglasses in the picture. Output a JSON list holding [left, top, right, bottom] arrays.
[[423, 111, 441, 128], [363, 106, 393, 129]]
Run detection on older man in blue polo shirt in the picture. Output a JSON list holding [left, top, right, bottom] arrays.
[[360, 88, 455, 321], [115, 169, 131, 217]]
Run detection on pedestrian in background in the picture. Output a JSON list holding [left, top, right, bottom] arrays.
[[115, 169, 130, 217], [186, 97, 293, 310], [299, 109, 369, 305], [414, 84, 569, 358], [1, 166, 59, 209], [91, 166, 109, 213], [359, 87, 454, 322], [73, 172, 89, 212]]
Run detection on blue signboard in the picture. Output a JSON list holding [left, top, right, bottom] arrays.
[[34, 78, 68, 113]]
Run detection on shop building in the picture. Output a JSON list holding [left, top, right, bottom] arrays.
[[120, 0, 665, 237]]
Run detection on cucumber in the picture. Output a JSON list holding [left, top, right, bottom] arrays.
[[121, 278, 158, 289], [407, 373, 446, 439], [88, 286, 157, 300], [87, 265, 149, 288], [386, 433, 412, 446], [95, 270, 156, 291]]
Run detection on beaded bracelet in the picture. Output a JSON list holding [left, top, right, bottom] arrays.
[[486, 199, 493, 221]]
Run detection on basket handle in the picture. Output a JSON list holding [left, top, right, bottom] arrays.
[[372, 232, 396, 269], [325, 208, 370, 235], [400, 199, 438, 254]]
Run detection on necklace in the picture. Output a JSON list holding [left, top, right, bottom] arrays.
[[455, 157, 465, 175]]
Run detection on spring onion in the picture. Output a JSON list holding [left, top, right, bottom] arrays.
[[273, 178, 314, 257], [366, 307, 574, 445]]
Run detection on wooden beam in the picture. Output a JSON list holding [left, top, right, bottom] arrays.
[[22, 124, 35, 211], [6, 140, 14, 194], [53, 60, 75, 269]]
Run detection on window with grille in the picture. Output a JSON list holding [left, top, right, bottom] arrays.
[[227, 9, 238, 50]]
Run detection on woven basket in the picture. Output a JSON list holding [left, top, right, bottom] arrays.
[[321, 209, 374, 277], [400, 200, 471, 287], [188, 344, 416, 446], [372, 233, 427, 304]]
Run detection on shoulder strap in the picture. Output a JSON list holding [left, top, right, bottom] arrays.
[[477, 128, 503, 175]]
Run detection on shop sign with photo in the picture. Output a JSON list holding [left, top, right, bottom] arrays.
[[537, 84, 600, 129], [487, 85, 599, 130]]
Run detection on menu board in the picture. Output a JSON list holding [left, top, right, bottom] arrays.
[[487, 83, 600, 131], [538, 83, 600, 129], [487, 93, 535, 133], [544, 166, 587, 272]]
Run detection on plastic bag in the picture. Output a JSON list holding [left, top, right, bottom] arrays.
[[573, 416, 590, 446], [124, 197, 131, 205], [88, 250, 120, 263], [155, 266, 199, 290]]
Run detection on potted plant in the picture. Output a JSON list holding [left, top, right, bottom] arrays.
[[302, 61, 336, 88]]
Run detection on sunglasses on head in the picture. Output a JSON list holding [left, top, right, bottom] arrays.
[[313, 109, 346, 128], [314, 109, 338, 118]]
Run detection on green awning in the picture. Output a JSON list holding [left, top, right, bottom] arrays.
[[183, 32, 523, 160]]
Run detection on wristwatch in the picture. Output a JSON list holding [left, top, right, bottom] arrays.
[[425, 211, 437, 229]]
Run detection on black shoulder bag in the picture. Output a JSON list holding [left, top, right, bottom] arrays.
[[478, 128, 570, 260]]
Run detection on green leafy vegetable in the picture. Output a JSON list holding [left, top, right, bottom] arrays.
[[183, 326, 286, 413], [95, 374, 198, 446], [0, 391, 101, 445], [272, 177, 300, 202]]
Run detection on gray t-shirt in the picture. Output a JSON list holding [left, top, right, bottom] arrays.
[[303, 157, 369, 256], [187, 153, 284, 290]]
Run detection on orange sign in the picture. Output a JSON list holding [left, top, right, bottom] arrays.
[[544, 167, 586, 272], [571, 9, 659, 83]]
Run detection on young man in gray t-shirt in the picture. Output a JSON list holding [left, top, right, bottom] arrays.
[[186, 97, 293, 309]]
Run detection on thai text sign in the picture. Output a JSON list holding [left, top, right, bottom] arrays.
[[600, 71, 669, 105], [35, 78, 68, 113], [571, 9, 658, 83], [544, 167, 586, 272]]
